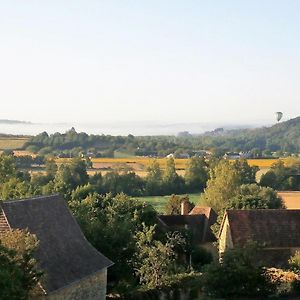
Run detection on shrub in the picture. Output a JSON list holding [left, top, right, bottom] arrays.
[[201, 243, 275, 298]]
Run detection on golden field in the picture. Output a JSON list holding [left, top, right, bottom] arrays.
[[0, 138, 28, 150], [56, 157, 288, 173]]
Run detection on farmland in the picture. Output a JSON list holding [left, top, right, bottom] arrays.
[[56, 157, 284, 176], [0, 137, 28, 150]]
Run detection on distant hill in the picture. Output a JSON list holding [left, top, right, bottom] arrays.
[[199, 116, 300, 153], [22, 117, 300, 157], [0, 119, 31, 124]]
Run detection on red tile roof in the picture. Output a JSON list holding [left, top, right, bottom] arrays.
[[226, 209, 300, 248], [189, 207, 217, 224]]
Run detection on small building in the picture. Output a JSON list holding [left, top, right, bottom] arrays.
[[157, 201, 217, 253], [219, 209, 300, 268], [0, 195, 113, 300]]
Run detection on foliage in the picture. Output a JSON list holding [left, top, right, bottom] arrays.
[[70, 193, 157, 287], [23, 117, 300, 157], [289, 251, 300, 273], [0, 178, 33, 200], [200, 160, 241, 212], [163, 157, 185, 194], [260, 160, 300, 190], [0, 153, 16, 183], [134, 223, 185, 289], [164, 194, 191, 215], [232, 159, 259, 184], [184, 156, 208, 192], [201, 242, 275, 298], [190, 246, 213, 271], [0, 229, 42, 300], [145, 160, 164, 195], [228, 184, 285, 209]]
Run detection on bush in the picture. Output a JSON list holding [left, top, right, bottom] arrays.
[[289, 251, 300, 272], [191, 247, 213, 271], [201, 243, 275, 298]]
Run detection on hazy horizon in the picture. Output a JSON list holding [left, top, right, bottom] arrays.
[[1, 1, 300, 126], [0, 118, 278, 136]]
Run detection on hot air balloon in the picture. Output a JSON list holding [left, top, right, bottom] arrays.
[[275, 112, 283, 122]]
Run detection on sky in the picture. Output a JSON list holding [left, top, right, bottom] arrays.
[[1, 0, 300, 129]]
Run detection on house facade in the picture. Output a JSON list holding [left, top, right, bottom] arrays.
[[0, 195, 113, 300], [219, 209, 300, 267]]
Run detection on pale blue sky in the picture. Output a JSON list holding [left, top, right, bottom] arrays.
[[1, 1, 300, 126]]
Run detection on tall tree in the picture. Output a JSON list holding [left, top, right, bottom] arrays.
[[145, 160, 164, 195], [201, 160, 240, 212], [0, 229, 42, 300], [232, 159, 259, 185], [184, 156, 208, 192], [134, 223, 185, 289], [0, 154, 16, 183], [163, 157, 184, 194]]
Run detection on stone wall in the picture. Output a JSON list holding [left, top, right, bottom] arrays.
[[32, 269, 107, 300], [218, 215, 233, 258]]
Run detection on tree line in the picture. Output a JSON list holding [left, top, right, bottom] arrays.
[[22, 116, 300, 158], [0, 154, 209, 200]]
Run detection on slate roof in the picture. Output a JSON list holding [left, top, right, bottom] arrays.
[[0, 195, 113, 294], [226, 209, 300, 248]]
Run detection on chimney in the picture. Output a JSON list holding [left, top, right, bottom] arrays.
[[181, 200, 190, 215]]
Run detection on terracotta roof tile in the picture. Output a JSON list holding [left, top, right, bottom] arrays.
[[227, 209, 300, 248]]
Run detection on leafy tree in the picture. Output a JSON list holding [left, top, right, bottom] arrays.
[[134, 223, 185, 288], [200, 160, 241, 212], [0, 153, 16, 183], [202, 242, 275, 298], [232, 159, 259, 184], [228, 184, 285, 209], [260, 160, 300, 190], [145, 160, 164, 195], [0, 229, 42, 300], [71, 183, 95, 201], [184, 156, 208, 192], [70, 193, 157, 287], [0, 178, 33, 200], [289, 251, 300, 273], [165, 194, 193, 215], [51, 164, 74, 199], [44, 159, 57, 179], [163, 157, 185, 194], [69, 158, 89, 187]]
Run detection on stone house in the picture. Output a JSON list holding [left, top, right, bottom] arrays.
[[219, 209, 300, 268], [157, 200, 217, 254], [0, 195, 113, 300]]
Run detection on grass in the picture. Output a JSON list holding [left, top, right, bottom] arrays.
[[113, 150, 136, 158], [0, 138, 28, 150], [135, 193, 202, 213]]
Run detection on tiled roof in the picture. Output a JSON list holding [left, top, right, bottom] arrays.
[[158, 213, 216, 243], [189, 207, 217, 224], [0, 195, 113, 294], [227, 209, 300, 248]]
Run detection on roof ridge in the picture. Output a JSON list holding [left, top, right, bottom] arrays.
[[2, 194, 61, 203]]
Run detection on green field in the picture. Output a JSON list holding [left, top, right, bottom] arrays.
[[136, 193, 202, 213], [0, 138, 28, 150]]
